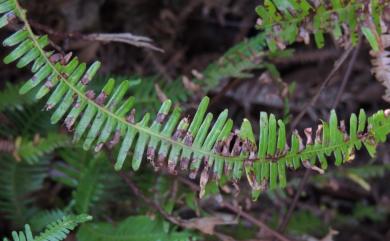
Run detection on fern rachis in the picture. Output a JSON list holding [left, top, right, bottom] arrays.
[[0, 0, 389, 200]]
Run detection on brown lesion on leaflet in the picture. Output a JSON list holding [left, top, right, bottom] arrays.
[[340, 120, 350, 141], [180, 131, 194, 171], [183, 132, 194, 146], [64, 117, 74, 131], [156, 112, 167, 124], [85, 90, 96, 100], [146, 146, 156, 163], [188, 158, 200, 179], [80, 74, 91, 85], [167, 158, 177, 175], [224, 132, 242, 176], [95, 91, 108, 106], [165, 119, 189, 174], [43, 77, 54, 89], [5, 11, 16, 23], [304, 127, 313, 145], [49, 52, 73, 65], [126, 109, 136, 124], [156, 153, 170, 173], [107, 129, 121, 149], [147, 112, 169, 169], [172, 119, 188, 141], [315, 124, 323, 144], [180, 156, 190, 171]]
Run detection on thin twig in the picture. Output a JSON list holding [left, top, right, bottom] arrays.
[[332, 39, 361, 109], [277, 168, 311, 232], [109, 149, 238, 241], [29, 20, 163, 52], [117, 170, 183, 226], [177, 177, 292, 241], [279, 43, 361, 234], [85, 33, 164, 52], [118, 170, 238, 241], [145, 50, 172, 80], [290, 45, 353, 130], [222, 202, 293, 241]]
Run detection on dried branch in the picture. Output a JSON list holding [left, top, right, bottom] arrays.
[[279, 42, 361, 234], [30, 20, 163, 52], [84, 33, 164, 52], [290, 45, 353, 130], [177, 177, 292, 241]]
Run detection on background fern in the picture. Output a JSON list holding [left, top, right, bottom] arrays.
[[255, 0, 384, 50], [3, 214, 91, 241], [29, 210, 66, 233], [52, 149, 127, 216], [0, 157, 48, 227]]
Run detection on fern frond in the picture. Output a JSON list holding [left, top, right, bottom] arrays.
[[0, 133, 69, 163], [255, 0, 384, 50], [53, 149, 126, 215], [3, 214, 92, 241], [17, 133, 70, 163], [0, 82, 36, 111], [73, 156, 106, 214], [29, 209, 66, 233], [0, 105, 53, 137], [0, 157, 48, 225], [0, 0, 390, 200], [194, 33, 288, 91], [345, 163, 390, 179], [77, 216, 194, 241], [34, 214, 92, 241]]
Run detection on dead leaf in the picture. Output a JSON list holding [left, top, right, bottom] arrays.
[[154, 83, 168, 102], [320, 229, 339, 241], [183, 215, 237, 235], [182, 76, 201, 92], [191, 69, 204, 80]]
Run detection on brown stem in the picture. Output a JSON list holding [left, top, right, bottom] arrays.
[[29, 20, 163, 52], [222, 202, 293, 241], [279, 42, 361, 234], [277, 168, 311, 233], [117, 170, 183, 226], [290, 45, 353, 130], [177, 177, 292, 241], [332, 39, 361, 109]]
